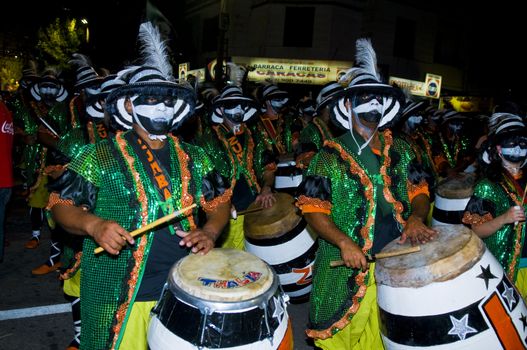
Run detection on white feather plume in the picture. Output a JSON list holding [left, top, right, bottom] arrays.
[[338, 38, 381, 84], [69, 53, 92, 68], [227, 62, 247, 87], [138, 22, 173, 79]]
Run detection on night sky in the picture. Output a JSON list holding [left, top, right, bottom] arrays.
[[1, 1, 524, 104]]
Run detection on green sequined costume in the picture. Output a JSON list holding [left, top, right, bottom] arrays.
[[251, 111, 301, 156], [298, 117, 334, 151], [296, 130, 428, 338], [57, 130, 227, 350], [463, 175, 526, 282]]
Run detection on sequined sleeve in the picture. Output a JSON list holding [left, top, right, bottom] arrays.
[[47, 169, 97, 210], [67, 143, 101, 187], [462, 180, 498, 226]]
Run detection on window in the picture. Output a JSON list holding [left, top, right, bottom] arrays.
[[393, 17, 415, 59], [283, 7, 315, 47]]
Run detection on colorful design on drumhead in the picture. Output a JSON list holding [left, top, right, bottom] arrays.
[[376, 225, 527, 349], [170, 248, 273, 302], [148, 248, 293, 349], [198, 271, 262, 289]]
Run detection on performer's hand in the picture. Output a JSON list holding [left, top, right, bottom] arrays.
[[337, 237, 368, 271], [176, 228, 216, 255], [254, 186, 276, 208], [87, 218, 134, 255], [501, 206, 525, 225], [400, 215, 438, 245]]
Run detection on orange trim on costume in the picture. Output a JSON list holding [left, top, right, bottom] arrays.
[[59, 251, 83, 280], [482, 293, 524, 349], [380, 130, 405, 226], [407, 179, 430, 204], [462, 212, 493, 226], [46, 192, 74, 210], [295, 195, 332, 214], [200, 187, 233, 213], [371, 147, 381, 156]]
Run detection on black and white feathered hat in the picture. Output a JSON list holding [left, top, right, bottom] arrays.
[[19, 60, 39, 87], [105, 22, 196, 131], [440, 109, 468, 124], [315, 82, 344, 113], [331, 38, 405, 131], [70, 53, 104, 91], [30, 68, 69, 102], [488, 112, 523, 136], [211, 85, 258, 124], [259, 83, 289, 104], [86, 74, 126, 120], [401, 100, 429, 120], [492, 113, 527, 144]]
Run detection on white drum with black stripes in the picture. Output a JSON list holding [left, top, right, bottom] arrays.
[[375, 225, 527, 349], [274, 154, 303, 194], [244, 192, 317, 302], [147, 248, 293, 350], [432, 174, 475, 226]]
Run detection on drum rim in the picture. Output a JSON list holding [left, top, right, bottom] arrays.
[[166, 271, 280, 312]]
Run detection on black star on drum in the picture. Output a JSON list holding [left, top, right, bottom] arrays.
[[476, 264, 498, 290]]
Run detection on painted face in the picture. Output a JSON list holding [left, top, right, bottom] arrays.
[[448, 121, 464, 134], [500, 137, 527, 163], [269, 97, 288, 114], [407, 115, 423, 130], [352, 93, 383, 123], [131, 95, 175, 136], [39, 83, 59, 100], [222, 104, 244, 123]]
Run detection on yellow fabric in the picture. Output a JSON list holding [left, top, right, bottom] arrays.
[[219, 216, 245, 250], [314, 267, 384, 350], [426, 201, 434, 226], [516, 267, 527, 301], [63, 269, 81, 297], [28, 175, 50, 208], [119, 301, 156, 350]]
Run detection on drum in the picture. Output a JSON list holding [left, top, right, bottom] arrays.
[[148, 248, 293, 350], [376, 225, 527, 349], [244, 192, 317, 301], [431, 173, 475, 226], [274, 154, 303, 193]]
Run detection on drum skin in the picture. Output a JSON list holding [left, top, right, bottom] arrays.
[[147, 249, 293, 350], [376, 225, 527, 349], [244, 193, 317, 300], [432, 174, 475, 226]]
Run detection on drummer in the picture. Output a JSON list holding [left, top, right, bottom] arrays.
[[295, 38, 438, 349], [198, 84, 276, 250], [462, 113, 527, 299], [48, 23, 231, 350]]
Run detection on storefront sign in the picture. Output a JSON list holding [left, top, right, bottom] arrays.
[[232, 56, 352, 85]]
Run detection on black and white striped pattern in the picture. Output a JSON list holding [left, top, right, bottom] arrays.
[[211, 85, 258, 124], [74, 65, 101, 89], [401, 100, 428, 119], [315, 82, 344, 112]]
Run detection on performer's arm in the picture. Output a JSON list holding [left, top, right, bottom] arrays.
[[470, 206, 525, 238], [255, 168, 276, 208], [304, 212, 368, 270], [51, 204, 134, 255], [400, 194, 438, 245]]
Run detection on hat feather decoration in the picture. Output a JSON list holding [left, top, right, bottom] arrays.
[[338, 38, 380, 85], [138, 21, 173, 80]]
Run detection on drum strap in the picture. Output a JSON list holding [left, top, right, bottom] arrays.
[[260, 116, 286, 154]]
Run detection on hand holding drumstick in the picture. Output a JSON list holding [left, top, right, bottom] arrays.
[[94, 204, 197, 254]]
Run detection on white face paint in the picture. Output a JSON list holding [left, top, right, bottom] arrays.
[[406, 115, 423, 130], [352, 98, 383, 114], [131, 96, 175, 136], [501, 146, 527, 160], [39, 86, 59, 99], [223, 105, 244, 123]]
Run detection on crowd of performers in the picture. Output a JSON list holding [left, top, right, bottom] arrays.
[[2, 22, 527, 350]]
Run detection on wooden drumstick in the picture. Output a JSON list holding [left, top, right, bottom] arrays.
[[329, 245, 421, 267], [94, 204, 197, 254], [237, 206, 264, 216]]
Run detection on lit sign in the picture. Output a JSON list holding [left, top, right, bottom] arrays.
[[232, 56, 352, 85], [389, 73, 442, 99]]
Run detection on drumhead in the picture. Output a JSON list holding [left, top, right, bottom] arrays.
[[244, 192, 301, 239], [435, 173, 475, 198], [375, 225, 484, 288], [169, 248, 274, 302]]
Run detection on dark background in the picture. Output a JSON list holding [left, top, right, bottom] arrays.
[[1, 1, 525, 102]]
